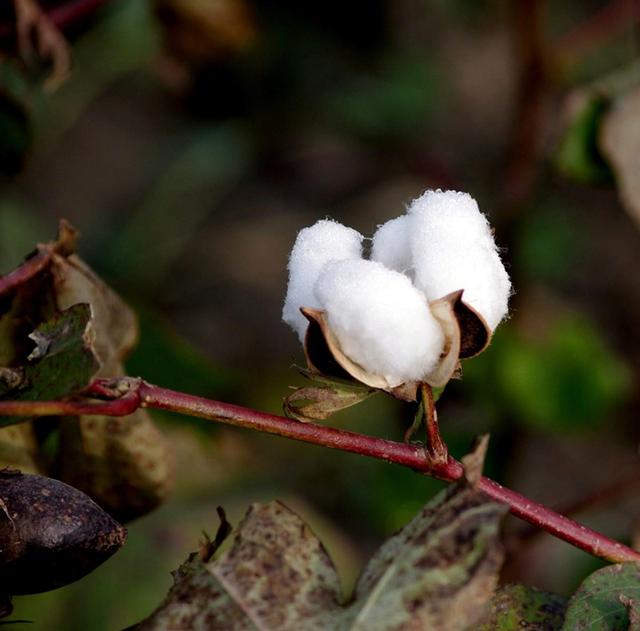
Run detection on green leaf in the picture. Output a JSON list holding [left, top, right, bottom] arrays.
[[479, 584, 567, 630], [555, 93, 612, 184], [562, 563, 640, 631], [496, 316, 630, 432], [133, 482, 507, 630], [1, 303, 100, 412]]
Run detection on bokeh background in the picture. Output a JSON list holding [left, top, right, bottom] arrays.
[[2, 0, 640, 628]]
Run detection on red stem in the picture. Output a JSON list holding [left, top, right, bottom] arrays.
[[0, 251, 51, 296], [45, 0, 112, 29], [0, 0, 113, 39], [1, 377, 639, 564], [551, 0, 640, 71], [0, 391, 139, 417]]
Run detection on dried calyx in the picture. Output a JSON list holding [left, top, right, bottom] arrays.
[[282, 190, 510, 401]]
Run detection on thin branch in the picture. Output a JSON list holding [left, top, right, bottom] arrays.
[[510, 469, 640, 549], [0, 0, 113, 39], [1, 376, 639, 565], [0, 250, 51, 296], [0, 391, 139, 419], [422, 383, 448, 464], [551, 0, 640, 72], [501, 0, 549, 213]]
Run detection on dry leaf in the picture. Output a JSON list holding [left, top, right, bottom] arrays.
[[600, 86, 640, 229]]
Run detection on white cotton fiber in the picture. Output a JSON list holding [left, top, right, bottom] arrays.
[[408, 191, 511, 329], [282, 219, 364, 341], [371, 215, 412, 275], [314, 259, 445, 385], [408, 189, 494, 246]]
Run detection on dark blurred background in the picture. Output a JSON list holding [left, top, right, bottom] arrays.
[[2, 0, 640, 628]]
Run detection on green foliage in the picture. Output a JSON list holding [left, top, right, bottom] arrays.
[[0, 92, 30, 175], [326, 52, 442, 140], [125, 307, 234, 400], [555, 94, 613, 184], [135, 483, 507, 630], [463, 315, 630, 433], [562, 563, 640, 630], [497, 317, 630, 431], [480, 584, 567, 630], [105, 126, 250, 290], [516, 205, 583, 286], [0, 202, 48, 275], [9, 303, 100, 407]]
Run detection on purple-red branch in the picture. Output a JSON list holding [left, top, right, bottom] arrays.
[[0, 0, 113, 39], [1, 377, 639, 565], [0, 251, 51, 296]]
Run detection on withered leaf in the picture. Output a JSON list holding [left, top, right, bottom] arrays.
[[561, 563, 640, 631], [0, 423, 40, 474], [51, 251, 171, 522], [134, 501, 342, 631], [0, 470, 126, 595], [12, 0, 72, 92], [620, 594, 640, 628], [349, 483, 508, 630], [0, 221, 171, 520], [134, 482, 507, 630], [0, 303, 100, 427], [600, 86, 640, 231], [22, 302, 99, 399], [461, 433, 490, 487], [56, 408, 172, 523], [284, 385, 375, 422], [479, 584, 567, 631], [284, 369, 376, 422]]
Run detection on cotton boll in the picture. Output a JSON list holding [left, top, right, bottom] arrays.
[[408, 189, 494, 247], [283, 220, 364, 340], [314, 259, 445, 385], [408, 189, 510, 330], [371, 215, 412, 275], [413, 241, 510, 330]]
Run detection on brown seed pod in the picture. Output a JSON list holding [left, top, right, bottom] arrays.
[[301, 290, 491, 401], [0, 470, 126, 595]]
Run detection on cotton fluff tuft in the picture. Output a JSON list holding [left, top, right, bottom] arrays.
[[314, 259, 445, 385], [283, 219, 363, 341], [371, 215, 412, 275], [408, 190, 511, 330], [408, 189, 494, 246]]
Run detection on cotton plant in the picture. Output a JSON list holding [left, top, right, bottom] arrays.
[[282, 189, 511, 423]]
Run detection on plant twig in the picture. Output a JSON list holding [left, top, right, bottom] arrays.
[[501, 0, 549, 213], [421, 383, 448, 464], [551, 0, 640, 73], [510, 468, 640, 549], [0, 251, 51, 296], [0, 0, 113, 39], [0, 376, 639, 565], [0, 391, 139, 418]]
